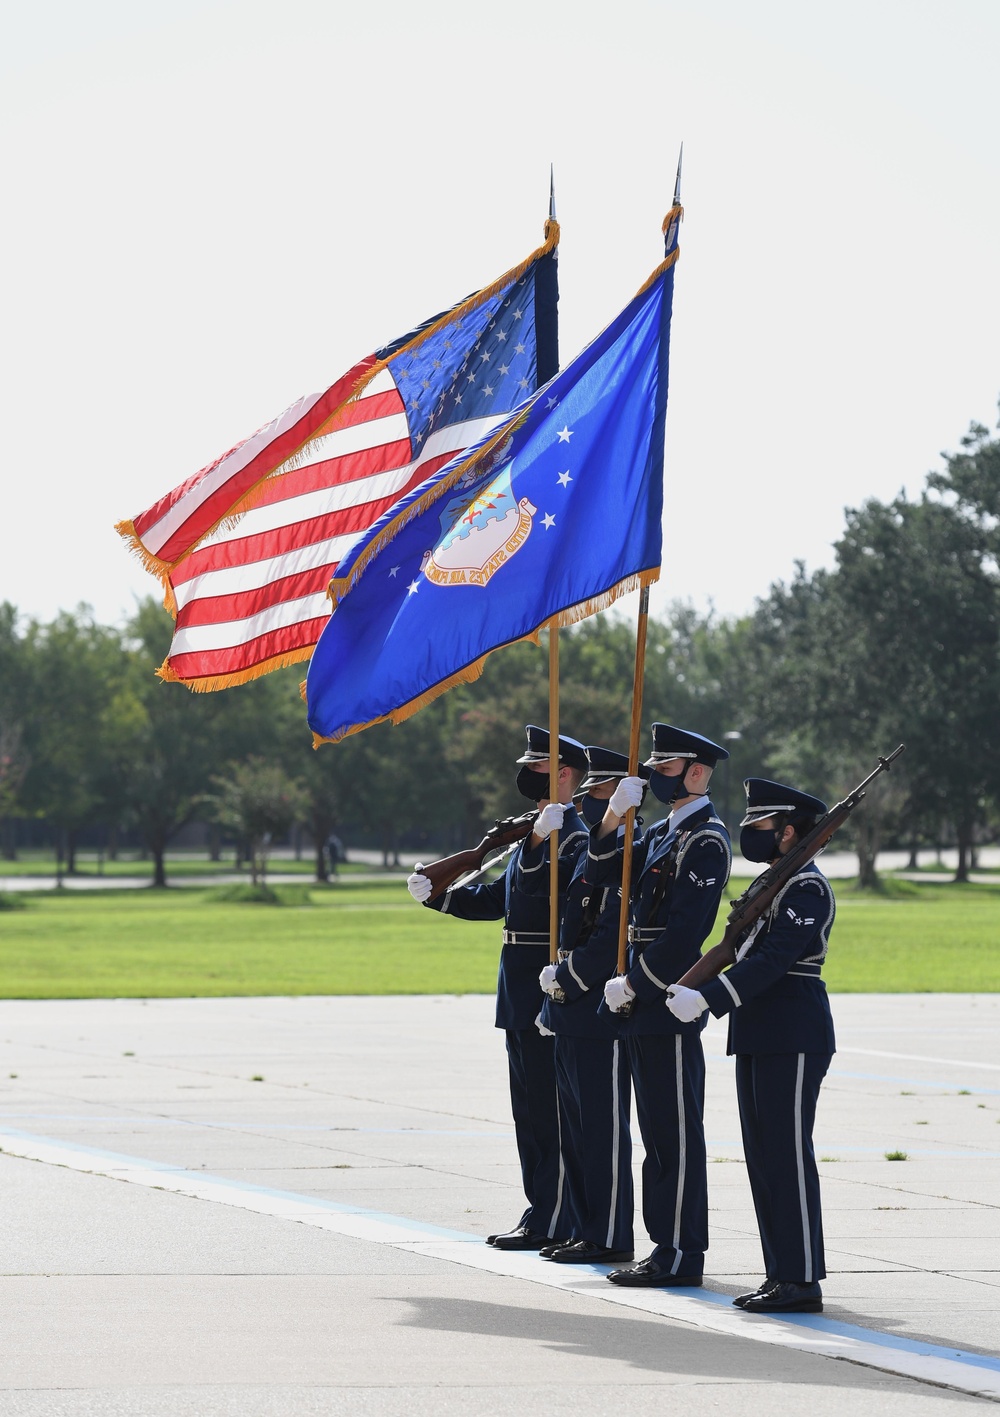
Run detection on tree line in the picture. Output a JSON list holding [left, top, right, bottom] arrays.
[[1, 410, 997, 886]]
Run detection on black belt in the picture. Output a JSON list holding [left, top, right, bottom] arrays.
[[787, 963, 824, 976], [502, 930, 550, 946], [627, 925, 661, 945]]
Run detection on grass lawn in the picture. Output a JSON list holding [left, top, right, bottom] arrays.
[[0, 883, 491, 997], [0, 875, 998, 998]]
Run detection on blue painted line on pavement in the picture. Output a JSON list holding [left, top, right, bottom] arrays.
[[0, 1125, 479, 1243], [2, 1122, 999, 1382], [691, 1286, 1000, 1374]]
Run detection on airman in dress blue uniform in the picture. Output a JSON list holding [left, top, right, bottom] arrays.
[[518, 746, 650, 1264], [666, 777, 836, 1313], [407, 725, 588, 1250], [597, 724, 732, 1287]]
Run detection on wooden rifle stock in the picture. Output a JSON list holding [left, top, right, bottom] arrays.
[[673, 745, 905, 993], [417, 812, 538, 902]]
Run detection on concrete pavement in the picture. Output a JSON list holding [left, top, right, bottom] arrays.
[[0, 993, 997, 1413]]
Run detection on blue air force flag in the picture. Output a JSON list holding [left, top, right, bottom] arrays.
[[306, 243, 678, 743]]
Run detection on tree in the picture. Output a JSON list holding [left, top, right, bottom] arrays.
[[737, 464, 1000, 885], [113, 600, 290, 886], [210, 758, 307, 886], [834, 492, 1000, 882], [0, 723, 27, 827], [0, 604, 31, 858], [272, 670, 359, 882], [17, 608, 128, 875], [928, 406, 1000, 536]]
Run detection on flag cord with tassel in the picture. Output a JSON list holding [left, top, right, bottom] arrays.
[[548, 623, 560, 966], [617, 585, 650, 975]]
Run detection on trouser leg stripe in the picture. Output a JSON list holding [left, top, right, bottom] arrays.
[[794, 1052, 811, 1284], [606, 1041, 621, 1249], [548, 1072, 566, 1239], [671, 1034, 686, 1275]]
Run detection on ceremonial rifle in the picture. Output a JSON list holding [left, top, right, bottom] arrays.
[[671, 746, 905, 993], [414, 812, 538, 902]]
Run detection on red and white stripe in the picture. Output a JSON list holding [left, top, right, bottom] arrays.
[[160, 369, 506, 686], [131, 360, 377, 572]]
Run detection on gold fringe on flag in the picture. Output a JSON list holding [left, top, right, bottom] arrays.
[[311, 566, 659, 747], [661, 203, 684, 236], [341, 219, 561, 415], [116, 220, 562, 576], [634, 240, 681, 299], [156, 641, 316, 693], [259, 221, 560, 496], [113, 519, 175, 581]]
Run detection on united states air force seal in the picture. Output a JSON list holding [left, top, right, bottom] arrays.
[[421, 444, 535, 589]]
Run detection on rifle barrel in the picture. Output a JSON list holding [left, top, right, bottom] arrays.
[[675, 745, 908, 992], [851, 743, 905, 797]]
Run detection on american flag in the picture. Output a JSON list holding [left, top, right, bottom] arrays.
[[117, 222, 559, 690]]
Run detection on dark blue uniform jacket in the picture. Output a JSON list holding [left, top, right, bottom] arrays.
[[589, 799, 731, 1037], [425, 805, 587, 1031], [700, 862, 837, 1055], [517, 825, 637, 1038]]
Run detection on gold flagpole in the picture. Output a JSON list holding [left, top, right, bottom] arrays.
[[548, 621, 560, 966], [616, 586, 650, 975]]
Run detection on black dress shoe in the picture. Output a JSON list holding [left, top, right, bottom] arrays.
[[733, 1280, 776, 1308], [741, 1280, 823, 1313], [486, 1223, 527, 1246], [492, 1225, 549, 1251], [539, 1240, 574, 1258], [549, 1240, 635, 1265], [607, 1258, 703, 1287]]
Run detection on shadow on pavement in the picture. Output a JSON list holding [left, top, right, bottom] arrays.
[[390, 1294, 963, 1399]]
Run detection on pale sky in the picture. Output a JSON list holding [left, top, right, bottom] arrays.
[[1, 0, 998, 631]]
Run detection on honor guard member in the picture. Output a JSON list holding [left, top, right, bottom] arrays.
[[407, 725, 588, 1250], [666, 777, 835, 1313], [520, 746, 649, 1264], [598, 724, 732, 1287]]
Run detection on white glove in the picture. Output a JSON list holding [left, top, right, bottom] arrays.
[[539, 963, 560, 996], [534, 801, 565, 836], [609, 776, 644, 816], [603, 975, 636, 1012], [666, 984, 708, 1022], [406, 866, 432, 903], [534, 1011, 555, 1037]]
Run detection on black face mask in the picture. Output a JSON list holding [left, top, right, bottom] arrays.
[[516, 767, 549, 802], [580, 794, 608, 826], [648, 766, 689, 805], [740, 826, 779, 862]]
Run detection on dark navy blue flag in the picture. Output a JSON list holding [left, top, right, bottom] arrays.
[[306, 220, 680, 743]]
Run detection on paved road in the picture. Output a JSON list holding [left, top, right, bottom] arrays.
[[0, 994, 997, 1413], [5, 846, 999, 891], [0, 872, 408, 892]]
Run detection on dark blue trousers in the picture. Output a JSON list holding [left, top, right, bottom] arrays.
[[505, 1027, 576, 1239], [554, 1034, 633, 1251], [735, 1052, 831, 1284], [627, 1031, 708, 1278]]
